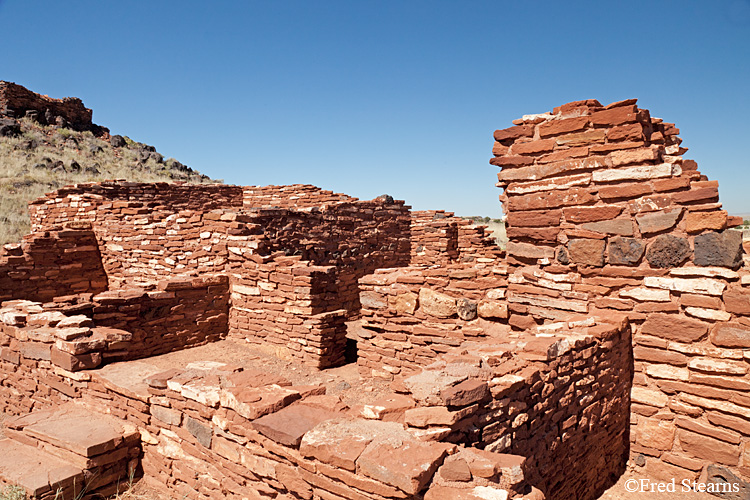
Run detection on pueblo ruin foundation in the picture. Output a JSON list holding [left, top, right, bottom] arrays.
[[1, 96, 750, 500]]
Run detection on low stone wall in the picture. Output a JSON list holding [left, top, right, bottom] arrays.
[[227, 258, 348, 368], [28, 182, 244, 286], [393, 314, 632, 500], [92, 275, 229, 360], [356, 263, 508, 379], [0, 275, 228, 395], [0, 226, 107, 303], [0, 351, 542, 500], [1, 309, 628, 499], [27, 182, 413, 368]]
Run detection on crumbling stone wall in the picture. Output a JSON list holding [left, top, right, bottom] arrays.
[[243, 184, 357, 209], [0, 226, 107, 303], [27, 181, 413, 369], [410, 210, 501, 265], [492, 99, 750, 483], [0, 81, 93, 130], [0, 300, 543, 500], [356, 263, 508, 379], [0, 275, 228, 396], [91, 275, 229, 360], [227, 258, 348, 368], [225, 201, 411, 368], [29, 182, 244, 286], [392, 314, 632, 500]]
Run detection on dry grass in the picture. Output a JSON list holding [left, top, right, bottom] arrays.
[[0, 486, 26, 500], [111, 480, 165, 500], [0, 118, 219, 245]]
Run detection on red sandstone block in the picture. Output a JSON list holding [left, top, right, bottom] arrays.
[[507, 188, 596, 211], [640, 314, 708, 342], [727, 215, 744, 228], [677, 430, 740, 466], [605, 98, 638, 109], [510, 139, 556, 155], [489, 155, 535, 168], [589, 105, 638, 126], [493, 125, 534, 142], [538, 146, 589, 164], [707, 411, 750, 436], [538, 116, 589, 138], [681, 293, 722, 310], [50, 347, 102, 371], [356, 439, 451, 495], [505, 227, 559, 242], [590, 141, 643, 154], [685, 210, 727, 233], [662, 123, 680, 136], [555, 129, 606, 147], [491, 142, 509, 156], [606, 123, 644, 142], [552, 99, 602, 115], [652, 177, 690, 193], [633, 346, 687, 366], [682, 159, 699, 171], [563, 205, 623, 223], [710, 322, 750, 347], [594, 298, 633, 310], [671, 187, 719, 204], [496, 156, 606, 182]]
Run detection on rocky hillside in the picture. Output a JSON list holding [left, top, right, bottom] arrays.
[[0, 81, 219, 245]]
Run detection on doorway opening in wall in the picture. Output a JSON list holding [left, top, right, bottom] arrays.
[[344, 338, 358, 364]]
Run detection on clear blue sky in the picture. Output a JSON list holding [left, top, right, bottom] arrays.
[[1, 1, 748, 216]]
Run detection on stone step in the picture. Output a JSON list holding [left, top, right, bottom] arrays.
[[0, 438, 84, 500], [2, 402, 141, 499], [4, 402, 139, 460]]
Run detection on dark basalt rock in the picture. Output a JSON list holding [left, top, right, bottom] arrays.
[[694, 230, 743, 269], [646, 234, 690, 268]]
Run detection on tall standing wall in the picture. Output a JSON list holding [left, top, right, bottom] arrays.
[[492, 98, 750, 484]]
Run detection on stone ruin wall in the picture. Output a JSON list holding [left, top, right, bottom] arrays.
[[243, 184, 358, 210], [409, 210, 502, 266], [0, 80, 94, 131], [28, 182, 245, 286], [1, 98, 749, 499], [0, 227, 107, 303], [1, 293, 626, 500], [492, 98, 750, 485], [27, 182, 413, 368]]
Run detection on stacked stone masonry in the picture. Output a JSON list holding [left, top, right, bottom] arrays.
[[0, 227, 107, 303], [492, 98, 750, 487], [0, 98, 748, 499]]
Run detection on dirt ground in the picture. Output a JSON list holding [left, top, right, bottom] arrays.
[[141, 338, 395, 408]]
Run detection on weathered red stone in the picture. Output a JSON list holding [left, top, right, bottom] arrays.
[[641, 313, 708, 342], [563, 205, 622, 223]]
